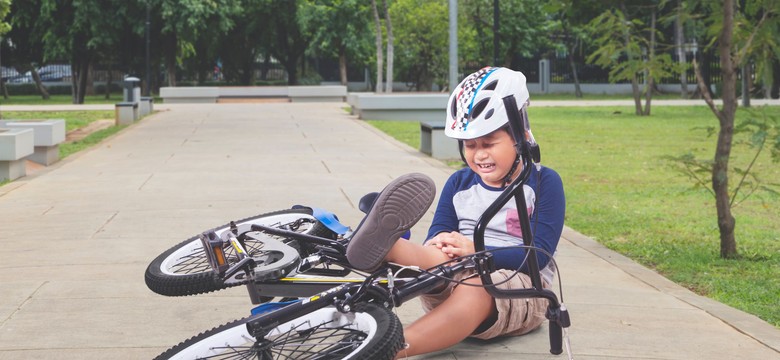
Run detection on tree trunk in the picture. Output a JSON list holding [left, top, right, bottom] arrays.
[[30, 67, 50, 100], [371, 0, 383, 92], [74, 59, 89, 104], [105, 64, 113, 100], [1, 78, 8, 99], [383, 0, 394, 93], [643, 8, 656, 116], [339, 45, 348, 86], [568, 51, 582, 98], [85, 62, 94, 96], [564, 26, 582, 98], [619, 2, 642, 115], [741, 64, 750, 107], [165, 35, 178, 87], [714, 0, 738, 258], [676, 0, 689, 98], [772, 58, 780, 99]]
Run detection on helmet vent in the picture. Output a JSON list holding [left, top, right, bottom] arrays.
[[483, 80, 498, 91], [485, 108, 494, 120], [470, 99, 489, 119], [450, 97, 458, 119]]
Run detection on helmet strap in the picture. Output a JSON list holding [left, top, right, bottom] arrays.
[[502, 154, 521, 188]]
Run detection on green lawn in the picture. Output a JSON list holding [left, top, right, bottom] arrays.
[[0, 93, 162, 105], [367, 105, 780, 327]]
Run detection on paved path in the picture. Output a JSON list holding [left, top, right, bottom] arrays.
[[0, 102, 778, 359]]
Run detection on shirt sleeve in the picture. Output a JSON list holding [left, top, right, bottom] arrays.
[[487, 167, 566, 272], [425, 172, 462, 241]]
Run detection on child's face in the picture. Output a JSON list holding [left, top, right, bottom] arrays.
[[462, 128, 518, 187]]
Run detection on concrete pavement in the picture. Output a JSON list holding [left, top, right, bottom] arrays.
[[0, 101, 778, 359]]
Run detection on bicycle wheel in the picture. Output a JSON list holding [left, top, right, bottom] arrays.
[[145, 208, 337, 296], [155, 303, 404, 360]]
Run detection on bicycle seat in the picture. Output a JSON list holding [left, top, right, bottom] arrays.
[[358, 192, 379, 214]]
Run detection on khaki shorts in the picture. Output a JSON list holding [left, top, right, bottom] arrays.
[[419, 269, 549, 340]]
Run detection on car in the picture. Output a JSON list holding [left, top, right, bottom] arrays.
[[4, 64, 72, 83], [1, 66, 20, 82], [38, 64, 71, 82]]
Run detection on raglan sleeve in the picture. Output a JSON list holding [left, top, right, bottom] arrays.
[[425, 173, 461, 242]]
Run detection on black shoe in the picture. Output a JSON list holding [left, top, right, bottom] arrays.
[[346, 173, 436, 271]]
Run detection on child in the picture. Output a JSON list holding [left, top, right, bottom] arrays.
[[346, 67, 566, 358]]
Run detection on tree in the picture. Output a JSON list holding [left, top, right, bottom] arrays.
[[36, 0, 143, 103], [370, 0, 384, 92], [214, 0, 268, 85], [585, 1, 681, 116], [256, 0, 310, 85], [158, 0, 239, 87], [3, 0, 50, 99], [688, 0, 780, 258], [382, 0, 394, 92], [546, 0, 603, 98], [461, 0, 552, 69], [0, 0, 10, 100], [390, 0, 449, 90], [300, 0, 372, 86]]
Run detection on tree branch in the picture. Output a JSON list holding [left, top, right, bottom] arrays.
[[693, 57, 723, 120]]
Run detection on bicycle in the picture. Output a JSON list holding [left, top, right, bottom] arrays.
[[148, 95, 573, 359]]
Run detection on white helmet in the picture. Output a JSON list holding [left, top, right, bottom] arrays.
[[445, 67, 530, 140]]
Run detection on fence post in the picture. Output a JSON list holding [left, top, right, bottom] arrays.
[[539, 59, 550, 94]]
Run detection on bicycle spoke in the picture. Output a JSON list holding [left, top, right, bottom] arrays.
[[165, 218, 317, 276]]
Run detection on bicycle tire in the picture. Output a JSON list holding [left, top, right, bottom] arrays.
[[154, 303, 404, 360], [145, 208, 337, 297]]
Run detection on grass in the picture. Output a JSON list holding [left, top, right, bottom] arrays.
[[2, 110, 121, 163], [1, 93, 126, 105], [366, 105, 780, 327], [0, 93, 163, 105]]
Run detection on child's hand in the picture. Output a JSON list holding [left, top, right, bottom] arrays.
[[426, 231, 474, 258]]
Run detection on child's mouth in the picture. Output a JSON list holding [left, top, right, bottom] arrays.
[[477, 163, 495, 171]]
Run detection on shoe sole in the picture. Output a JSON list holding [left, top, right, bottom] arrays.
[[346, 173, 436, 271]]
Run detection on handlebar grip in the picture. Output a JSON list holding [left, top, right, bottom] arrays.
[[549, 320, 563, 355]]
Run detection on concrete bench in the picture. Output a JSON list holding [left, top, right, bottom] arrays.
[[0, 128, 34, 181], [219, 86, 288, 99], [0, 119, 66, 166], [288, 86, 346, 102], [159, 86, 347, 103], [352, 93, 448, 122], [160, 87, 219, 103], [420, 121, 459, 160]]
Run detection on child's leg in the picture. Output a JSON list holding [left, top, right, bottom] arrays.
[[396, 276, 495, 358], [385, 240, 452, 269]]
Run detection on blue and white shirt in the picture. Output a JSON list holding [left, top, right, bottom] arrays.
[[426, 165, 565, 284]]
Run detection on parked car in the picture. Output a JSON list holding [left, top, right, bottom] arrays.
[[4, 64, 71, 83], [1, 66, 21, 82], [38, 64, 71, 82]]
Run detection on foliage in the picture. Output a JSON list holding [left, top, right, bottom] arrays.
[[157, 0, 241, 85], [0, 0, 10, 36], [666, 106, 780, 207], [585, 3, 683, 114], [460, 0, 554, 67], [299, 0, 372, 64], [390, 0, 449, 90]]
